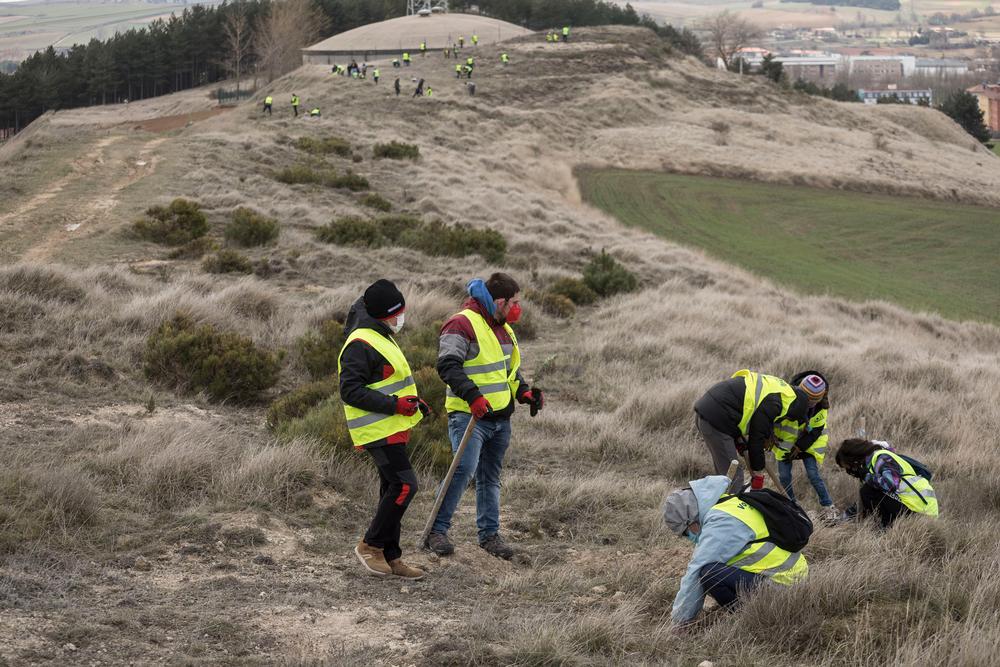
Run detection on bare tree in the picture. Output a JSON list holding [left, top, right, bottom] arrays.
[[704, 10, 763, 70], [256, 0, 329, 82], [223, 1, 254, 94]]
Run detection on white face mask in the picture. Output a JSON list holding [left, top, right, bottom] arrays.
[[389, 312, 405, 334]]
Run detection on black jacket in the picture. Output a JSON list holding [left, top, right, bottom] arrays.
[[694, 376, 808, 471], [338, 298, 400, 446]]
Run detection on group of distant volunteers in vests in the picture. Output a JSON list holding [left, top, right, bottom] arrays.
[[340, 268, 937, 624]]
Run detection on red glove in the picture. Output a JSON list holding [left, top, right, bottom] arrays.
[[395, 396, 419, 416], [416, 398, 432, 417], [518, 388, 544, 416], [470, 396, 492, 419], [750, 473, 765, 491]]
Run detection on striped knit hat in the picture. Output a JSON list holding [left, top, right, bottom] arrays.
[[799, 374, 827, 402]]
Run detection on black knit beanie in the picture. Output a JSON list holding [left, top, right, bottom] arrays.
[[363, 279, 405, 320]]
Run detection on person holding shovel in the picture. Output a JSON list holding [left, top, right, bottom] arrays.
[[694, 370, 810, 493], [339, 279, 430, 580], [424, 273, 543, 559]]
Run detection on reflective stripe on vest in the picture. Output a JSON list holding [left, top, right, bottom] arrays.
[[868, 450, 939, 517], [773, 409, 829, 465], [444, 309, 520, 413], [712, 496, 809, 585], [337, 328, 423, 446], [732, 369, 798, 437]]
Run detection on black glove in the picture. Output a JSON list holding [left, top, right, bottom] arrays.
[[416, 398, 433, 417], [522, 387, 544, 417]]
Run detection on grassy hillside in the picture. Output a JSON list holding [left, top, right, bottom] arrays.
[[578, 168, 1000, 324], [1, 25, 1000, 666]]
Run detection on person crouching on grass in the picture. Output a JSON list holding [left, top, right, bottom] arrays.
[[339, 279, 431, 580]]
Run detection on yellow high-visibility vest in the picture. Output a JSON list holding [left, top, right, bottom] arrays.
[[338, 328, 423, 446], [291, 95, 299, 106], [868, 450, 939, 517], [732, 369, 799, 437], [713, 496, 809, 585], [773, 409, 829, 464], [444, 309, 521, 414], [264, 96, 273, 104]]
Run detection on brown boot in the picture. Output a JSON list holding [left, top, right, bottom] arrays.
[[354, 539, 391, 577], [388, 558, 425, 580]]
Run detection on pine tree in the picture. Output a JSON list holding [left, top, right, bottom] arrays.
[[939, 91, 992, 144]]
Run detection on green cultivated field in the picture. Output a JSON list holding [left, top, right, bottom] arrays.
[[578, 169, 1000, 324]]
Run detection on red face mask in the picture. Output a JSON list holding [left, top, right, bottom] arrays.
[[506, 302, 522, 323]]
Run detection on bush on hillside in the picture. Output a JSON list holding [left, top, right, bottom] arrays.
[[328, 171, 370, 191], [275, 165, 329, 185], [373, 141, 420, 160], [133, 198, 208, 246], [361, 193, 392, 212], [315, 215, 506, 263], [266, 379, 339, 429], [401, 220, 506, 264], [0, 466, 100, 553], [296, 319, 347, 380], [316, 217, 381, 247], [202, 249, 254, 274], [583, 251, 638, 297], [144, 314, 281, 402], [0, 265, 87, 303], [224, 207, 280, 247], [526, 289, 576, 318], [549, 277, 598, 306], [167, 236, 218, 260], [295, 135, 351, 157]]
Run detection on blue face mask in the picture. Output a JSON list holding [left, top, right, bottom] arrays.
[[685, 531, 699, 545]]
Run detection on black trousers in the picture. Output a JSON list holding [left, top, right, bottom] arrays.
[[364, 445, 418, 562], [859, 483, 909, 529]]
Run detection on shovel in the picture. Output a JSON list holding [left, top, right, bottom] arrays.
[[419, 416, 477, 549]]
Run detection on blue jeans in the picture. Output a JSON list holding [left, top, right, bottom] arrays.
[[778, 456, 833, 506], [698, 562, 766, 609], [431, 412, 511, 542]]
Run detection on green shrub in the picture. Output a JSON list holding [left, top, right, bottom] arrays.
[[582, 251, 639, 297], [361, 193, 392, 212], [316, 217, 381, 247], [296, 319, 347, 380], [202, 249, 254, 274], [144, 314, 282, 402], [266, 379, 338, 429], [549, 277, 598, 306], [224, 207, 280, 247], [327, 172, 370, 191], [373, 140, 420, 160], [275, 165, 327, 185], [398, 319, 444, 372], [526, 289, 575, 318], [376, 214, 422, 238], [133, 198, 208, 246], [295, 135, 351, 157], [275, 398, 352, 455], [401, 220, 506, 264], [167, 236, 217, 260]]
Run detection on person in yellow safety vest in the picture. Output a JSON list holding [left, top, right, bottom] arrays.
[[425, 274, 543, 561], [262, 95, 273, 116], [694, 370, 810, 493], [546, 32, 553, 42], [500, 53, 509, 65], [425, 86, 433, 97], [774, 371, 838, 521], [553, 31, 560, 42], [455, 62, 462, 78], [562, 25, 570, 41], [290, 93, 299, 117], [339, 280, 431, 580], [835, 439, 939, 529], [309, 108, 320, 117], [420, 41, 426, 55], [373, 68, 380, 84], [663, 474, 808, 627], [402, 52, 411, 65], [471, 34, 478, 46], [466, 55, 474, 67]]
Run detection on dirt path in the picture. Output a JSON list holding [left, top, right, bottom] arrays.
[[22, 136, 167, 262]]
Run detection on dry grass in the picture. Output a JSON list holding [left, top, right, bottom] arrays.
[[0, 24, 998, 666]]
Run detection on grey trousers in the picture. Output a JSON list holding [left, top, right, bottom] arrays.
[[695, 413, 744, 494]]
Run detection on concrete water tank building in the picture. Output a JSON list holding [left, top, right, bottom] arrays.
[[302, 13, 533, 65]]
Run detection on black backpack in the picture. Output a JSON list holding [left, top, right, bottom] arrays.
[[898, 453, 933, 481], [721, 489, 813, 553]]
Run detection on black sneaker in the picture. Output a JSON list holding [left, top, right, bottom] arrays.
[[424, 531, 454, 556], [479, 533, 514, 560]]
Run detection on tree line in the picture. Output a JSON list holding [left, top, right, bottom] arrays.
[[0, 0, 701, 135]]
